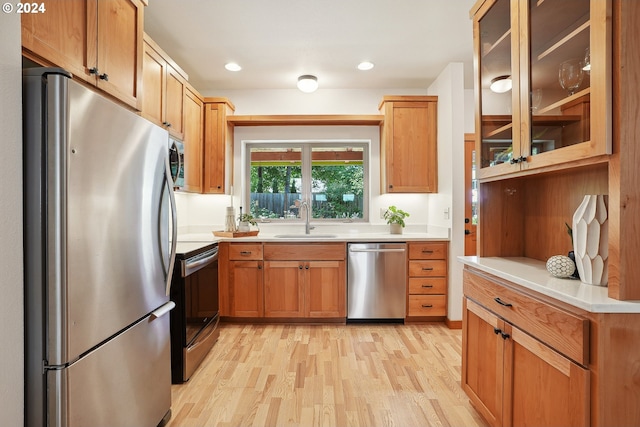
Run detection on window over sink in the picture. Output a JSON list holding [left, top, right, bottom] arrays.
[[244, 142, 369, 222]]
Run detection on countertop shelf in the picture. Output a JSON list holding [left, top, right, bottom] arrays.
[[458, 256, 640, 314]]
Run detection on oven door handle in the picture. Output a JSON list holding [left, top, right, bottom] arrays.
[[182, 249, 219, 277]]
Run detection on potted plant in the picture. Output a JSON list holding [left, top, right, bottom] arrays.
[[383, 205, 410, 234], [238, 213, 257, 232]]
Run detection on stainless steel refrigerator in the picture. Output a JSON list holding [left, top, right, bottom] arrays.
[[23, 68, 178, 427]]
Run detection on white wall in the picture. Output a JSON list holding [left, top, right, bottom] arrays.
[[427, 63, 467, 322], [0, 12, 24, 426]]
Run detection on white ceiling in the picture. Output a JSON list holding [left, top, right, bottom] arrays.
[[144, 0, 477, 93]]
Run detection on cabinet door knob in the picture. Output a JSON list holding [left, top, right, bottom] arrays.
[[299, 265, 303, 269], [99, 73, 109, 81], [257, 264, 262, 270], [89, 67, 99, 75]]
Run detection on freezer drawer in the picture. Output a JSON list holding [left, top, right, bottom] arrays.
[[47, 312, 171, 427], [347, 243, 407, 319]]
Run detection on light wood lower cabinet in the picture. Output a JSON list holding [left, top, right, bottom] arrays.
[[263, 243, 346, 319], [407, 241, 448, 319], [462, 268, 590, 427], [219, 242, 346, 319]]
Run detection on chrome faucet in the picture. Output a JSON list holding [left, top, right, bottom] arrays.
[[300, 200, 315, 234]]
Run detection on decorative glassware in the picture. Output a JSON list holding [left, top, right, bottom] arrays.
[[558, 59, 584, 95]]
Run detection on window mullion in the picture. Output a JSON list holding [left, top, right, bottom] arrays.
[[301, 144, 312, 216]]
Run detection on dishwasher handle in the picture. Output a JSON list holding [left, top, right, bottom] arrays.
[[349, 248, 406, 253]]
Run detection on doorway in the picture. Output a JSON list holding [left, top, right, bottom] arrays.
[[464, 133, 477, 256]]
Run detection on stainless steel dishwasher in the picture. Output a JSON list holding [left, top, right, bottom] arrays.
[[347, 243, 407, 320]]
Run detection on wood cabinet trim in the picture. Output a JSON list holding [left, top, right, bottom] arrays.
[[227, 114, 383, 127]]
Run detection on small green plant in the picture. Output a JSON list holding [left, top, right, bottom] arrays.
[[239, 213, 257, 226], [383, 206, 410, 227]]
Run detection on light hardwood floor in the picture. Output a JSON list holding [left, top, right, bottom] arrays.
[[167, 323, 487, 427]]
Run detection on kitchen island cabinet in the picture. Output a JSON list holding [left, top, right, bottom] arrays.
[[22, 0, 144, 110]]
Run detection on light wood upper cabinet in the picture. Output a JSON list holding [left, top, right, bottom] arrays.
[[22, 0, 144, 110], [379, 96, 438, 193], [182, 84, 204, 193], [472, 0, 611, 180], [203, 98, 235, 194], [141, 34, 186, 139]]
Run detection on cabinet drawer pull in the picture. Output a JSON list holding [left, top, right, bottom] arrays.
[[422, 304, 433, 308], [494, 297, 513, 307], [240, 251, 252, 255], [422, 267, 434, 271], [422, 250, 434, 254], [421, 284, 433, 288]]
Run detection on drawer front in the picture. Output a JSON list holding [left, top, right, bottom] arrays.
[[409, 277, 447, 295], [409, 260, 447, 277], [463, 268, 588, 365], [408, 295, 446, 316], [408, 242, 447, 260], [228, 243, 263, 260], [263, 243, 346, 261]]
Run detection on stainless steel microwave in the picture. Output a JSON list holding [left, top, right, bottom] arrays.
[[169, 138, 184, 189]]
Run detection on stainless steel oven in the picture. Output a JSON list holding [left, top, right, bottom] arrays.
[[170, 243, 219, 383]]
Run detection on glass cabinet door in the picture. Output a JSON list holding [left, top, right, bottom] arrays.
[[475, 0, 519, 178], [526, 0, 591, 158]]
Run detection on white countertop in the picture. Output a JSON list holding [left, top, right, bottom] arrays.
[[174, 225, 449, 255], [458, 256, 640, 314]]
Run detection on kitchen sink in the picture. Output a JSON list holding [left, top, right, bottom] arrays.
[[274, 234, 338, 239]]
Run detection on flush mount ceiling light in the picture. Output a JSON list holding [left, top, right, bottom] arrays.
[[490, 75, 512, 93], [224, 62, 242, 71], [297, 75, 318, 93], [357, 61, 374, 71]]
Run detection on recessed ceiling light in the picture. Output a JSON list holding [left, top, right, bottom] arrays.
[[357, 61, 374, 71], [225, 62, 242, 72]]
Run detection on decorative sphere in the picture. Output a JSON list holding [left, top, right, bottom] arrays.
[[546, 255, 576, 278]]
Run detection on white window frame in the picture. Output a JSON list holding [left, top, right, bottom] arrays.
[[244, 140, 369, 222]]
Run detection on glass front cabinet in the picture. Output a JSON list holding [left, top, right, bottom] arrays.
[[472, 0, 611, 180]]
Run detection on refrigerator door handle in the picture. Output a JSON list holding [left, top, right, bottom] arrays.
[[163, 156, 178, 296], [151, 301, 176, 319]]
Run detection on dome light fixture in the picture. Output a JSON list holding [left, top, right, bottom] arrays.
[[357, 61, 374, 71], [297, 75, 318, 93], [224, 62, 242, 72], [490, 75, 512, 93]]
